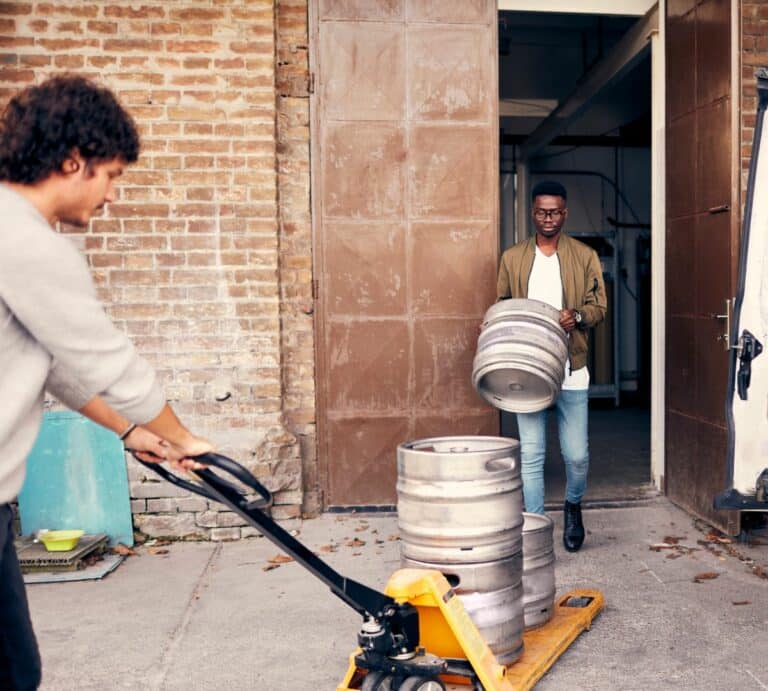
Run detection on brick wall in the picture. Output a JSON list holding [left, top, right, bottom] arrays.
[[275, 0, 318, 515], [0, 1, 315, 539], [741, 1, 768, 188]]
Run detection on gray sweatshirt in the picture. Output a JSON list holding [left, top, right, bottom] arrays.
[[0, 185, 166, 504]]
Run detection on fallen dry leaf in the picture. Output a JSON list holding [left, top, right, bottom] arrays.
[[387, 534, 400, 542], [705, 532, 732, 544], [651, 541, 699, 555], [262, 563, 281, 572], [662, 535, 686, 545], [354, 525, 369, 532], [693, 571, 719, 583], [112, 544, 136, 557], [346, 538, 365, 548], [649, 543, 678, 551], [148, 548, 169, 555], [318, 544, 337, 553], [268, 554, 293, 564]]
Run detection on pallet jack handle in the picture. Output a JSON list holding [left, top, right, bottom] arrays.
[[131, 451, 403, 625]]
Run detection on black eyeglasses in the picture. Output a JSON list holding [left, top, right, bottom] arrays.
[[533, 208, 565, 220]]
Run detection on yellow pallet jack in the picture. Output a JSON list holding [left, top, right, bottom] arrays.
[[339, 570, 603, 690], [135, 452, 603, 691]]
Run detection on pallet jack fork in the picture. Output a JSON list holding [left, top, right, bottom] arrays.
[[135, 453, 603, 691]]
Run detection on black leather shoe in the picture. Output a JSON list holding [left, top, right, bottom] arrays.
[[563, 500, 585, 552]]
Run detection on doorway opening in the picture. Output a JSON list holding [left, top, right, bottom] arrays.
[[497, 9, 656, 507]]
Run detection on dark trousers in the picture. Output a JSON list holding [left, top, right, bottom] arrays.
[[0, 504, 41, 690]]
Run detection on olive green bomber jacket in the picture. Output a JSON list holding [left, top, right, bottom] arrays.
[[496, 233, 607, 371]]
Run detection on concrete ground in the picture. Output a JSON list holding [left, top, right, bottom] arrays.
[[26, 499, 768, 691]]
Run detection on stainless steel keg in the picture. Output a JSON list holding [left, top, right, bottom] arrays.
[[472, 298, 568, 413], [522, 512, 556, 629], [458, 582, 526, 665], [398, 436, 526, 665], [397, 436, 524, 564], [401, 552, 522, 594]]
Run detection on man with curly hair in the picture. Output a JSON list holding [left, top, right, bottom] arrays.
[[0, 76, 212, 689]]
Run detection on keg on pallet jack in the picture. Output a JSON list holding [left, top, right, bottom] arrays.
[[133, 451, 603, 690]]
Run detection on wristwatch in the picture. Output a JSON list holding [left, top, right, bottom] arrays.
[[573, 309, 583, 325]]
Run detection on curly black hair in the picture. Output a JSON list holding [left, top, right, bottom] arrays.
[[0, 75, 140, 183]]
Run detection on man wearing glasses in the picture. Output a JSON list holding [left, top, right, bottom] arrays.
[[496, 180, 607, 552]]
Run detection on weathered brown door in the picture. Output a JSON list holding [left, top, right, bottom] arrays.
[[311, 1, 499, 507], [665, 0, 739, 533]]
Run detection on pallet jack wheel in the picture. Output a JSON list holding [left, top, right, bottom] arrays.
[[397, 677, 445, 691], [361, 671, 394, 691]]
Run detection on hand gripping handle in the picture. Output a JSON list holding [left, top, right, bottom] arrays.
[[129, 451, 273, 511]]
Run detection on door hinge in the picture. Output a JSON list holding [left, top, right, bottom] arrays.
[[308, 72, 315, 95], [712, 297, 735, 351], [312, 279, 319, 300]]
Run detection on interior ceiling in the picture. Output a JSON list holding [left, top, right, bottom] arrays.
[[499, 10, 651, 146]]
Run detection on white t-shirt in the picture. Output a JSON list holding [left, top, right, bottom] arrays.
[[527, 245, 590, 391]]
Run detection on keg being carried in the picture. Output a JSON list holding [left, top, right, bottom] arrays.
[[472, 298, 568, 413]]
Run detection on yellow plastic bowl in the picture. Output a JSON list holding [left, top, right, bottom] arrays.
[[39, 530, 85, 552]]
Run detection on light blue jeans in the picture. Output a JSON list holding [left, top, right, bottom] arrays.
[[516, 388, 589, 515]]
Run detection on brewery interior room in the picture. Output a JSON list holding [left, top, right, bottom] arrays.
[[497, 9, 655, 506]]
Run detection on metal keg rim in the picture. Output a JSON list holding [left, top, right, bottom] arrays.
[[472, 347, 567, 374], [522, 512, 555, 533], [473, 354, 563, 385], [483, 297, 562, 319], [482, 308, 564, 330], [458, 581, 524, 603], [399, 435, 520, 455], [473, 362, 561, 413], [474, 386, 558, 414], [482, 298, 564, 330], [473, 370, 559, 404], [478, 321, 569, 350]]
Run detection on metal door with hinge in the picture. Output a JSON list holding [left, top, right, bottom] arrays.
[[310, 1, 500, 507], [714, 68, 768, 515], [664, 0, 739, 533]]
